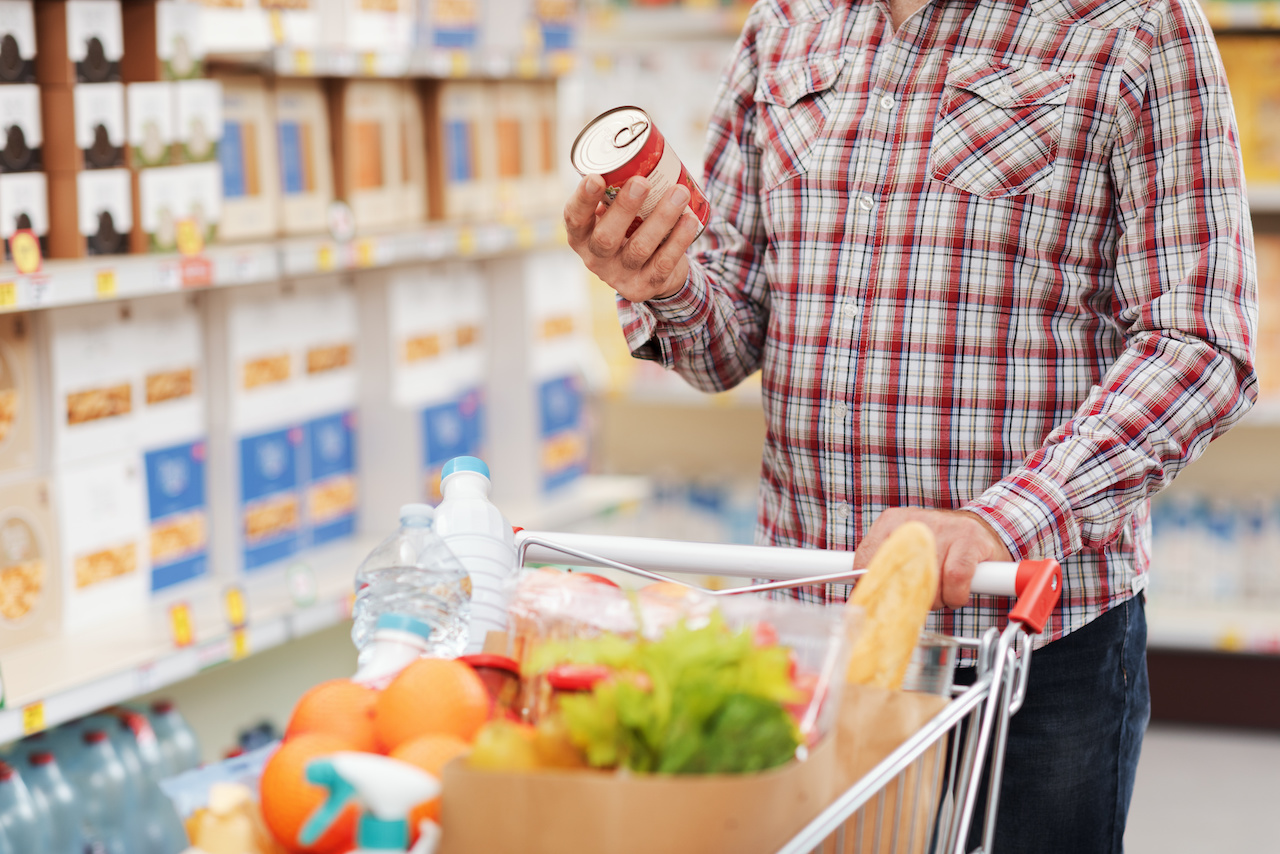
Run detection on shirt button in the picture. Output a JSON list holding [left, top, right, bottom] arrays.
[[858, 194, 875, 212], [836, 503, 852, 520], [879, 94, 895, 110], [833, 402, 849, 417], [841, 301, 859, 318]]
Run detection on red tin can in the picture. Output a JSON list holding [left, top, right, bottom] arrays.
[[570, 106, 711, 238]]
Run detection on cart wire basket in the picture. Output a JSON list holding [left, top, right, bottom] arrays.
[[513, 531, 1062, 854]]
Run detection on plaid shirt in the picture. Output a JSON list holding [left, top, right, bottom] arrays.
[[618, 0, 1257, 645]]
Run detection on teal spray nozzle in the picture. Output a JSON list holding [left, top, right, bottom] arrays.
[[300, 752, 441, 852]]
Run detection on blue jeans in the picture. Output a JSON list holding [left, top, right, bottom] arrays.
[[954, 595, 1150, 853]]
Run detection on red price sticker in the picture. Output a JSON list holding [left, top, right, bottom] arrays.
[[170, 602, 195, 649]]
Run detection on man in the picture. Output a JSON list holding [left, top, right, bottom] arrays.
[[564, 0, 1256, 849]]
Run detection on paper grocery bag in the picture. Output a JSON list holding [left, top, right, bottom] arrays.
[[439, 737, 836, 854], [829, 685, 951, 854]]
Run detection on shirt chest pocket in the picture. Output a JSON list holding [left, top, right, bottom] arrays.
[[929, 64, 1074, 199], [754, 53, 845, 192]]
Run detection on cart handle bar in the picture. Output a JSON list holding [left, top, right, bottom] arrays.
[[514, 531, 1062, 635]]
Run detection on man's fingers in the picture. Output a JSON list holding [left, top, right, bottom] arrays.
[[586, 177, 649, 258], [564, 174, 606, 243], [620, 185, 690, 271]]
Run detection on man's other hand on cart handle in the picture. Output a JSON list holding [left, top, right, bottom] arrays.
[[564, 174, 702, 304], [854, 508, 1013, 610]]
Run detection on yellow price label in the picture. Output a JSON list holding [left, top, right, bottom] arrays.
[[548, 51, 575, 75], [457, 228, 476, 256], [449, 51, 470, 77], [361, 52, 379, 76], [22, 702, 44, 735], [9, 231, 41, 275], [516, 222, 536, 249], [224, 585, 248, 629], [1262, 3, 1280, 28], [96, 270, 117, 299], [176, 219, 204, 258], [517, 53, 539, 78], [317, 244, 336, 271], [355, 239, 375, 268], [170, 602, 195, 649], [0, 282, 16, 309], [269, 10, 285, 44], [231, 628, 251, 661], [294, 50, 314, 75]]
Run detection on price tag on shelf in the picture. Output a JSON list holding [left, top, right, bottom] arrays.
[[516, 222, 536, 249], [293, 50, 315, 75], [21, 702, 44, 735], [516, 53, 539, 78], [342, 591, 356, 620], [450, 51, 470, 77], [231, 628, 251, 661], [456, 228, 476, 256], [355, 238, 376, 268], [317, 244, 336, 271], [0, 282, 17, 310], [269, 9, 285, 44], [176, 219, 204, 258], [96, 269, 118, 299], [8, 230, 41, 275], [224, 584, 248, 630], [548, 51, 575, 75], [361, 52, 379, 76], [287, 562, 318, 608], [169, 601, 195, 649]]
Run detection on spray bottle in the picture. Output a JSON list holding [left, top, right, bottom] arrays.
[[299, 752, 441, 854]]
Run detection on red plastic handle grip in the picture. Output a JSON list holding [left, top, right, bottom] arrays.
[[1008, 559, 1062, 634]]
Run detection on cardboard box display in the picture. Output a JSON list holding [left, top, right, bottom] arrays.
[[216, 75, 278, 242], [132, 161, 222, 253], [34, 0, 124, 84], [329, 79, 409, 232], [143, 437, 208, 593], [126, 81, 176, 168], [121, 0, 205, 81], [0, 84, 42, 173], [0, 314, 40, 477], [437, 79, 495, 221], [0, 478, 61, 652], [416, 0, 478, 51], [53, 451, 149, 629], [0, 1, 36, 83], [321, 0, 414, 53], [174, 78, 222, 164], [274, 78, 333, 236], [0, 171, 48, 260], [40, 82, 127, 171], [46, 167, 132, 257]]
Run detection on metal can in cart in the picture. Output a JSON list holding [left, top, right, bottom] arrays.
[[570, 106, 712, 238], [513, 531, 1063, 854]]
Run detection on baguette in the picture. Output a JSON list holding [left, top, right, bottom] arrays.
[[845, 521, 939, 689]]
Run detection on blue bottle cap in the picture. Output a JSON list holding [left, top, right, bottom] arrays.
[[374, 613, 433, 640], [441, 456, 490, 480]]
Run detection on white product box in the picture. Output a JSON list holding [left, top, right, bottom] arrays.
[[0, 1, 36, 83], [0, 84, 42, 173], [437, 80, 495, 221], [135, 161, 222, 252], [217, 76, 278, 241], [155, 0, 204, 78], [260, 0, 320, 50], [75, 168, 132, 255], [64, 0, 124, 82], [42, 300, 139, 466], [196, 0, 270, 55], [292, 277, 359, 421], [134, 293, 204, 452], [73, 81, 127, 169], [321, 0, 414, 53], [0, 171, 47, 257], [127, 81, 175, 167], [331, 79, 409, 232], [493, 80, 541, 221], [174, 78, 223, 164], [0, 314, 40, 477], [0, 477, 61, 652], [53, 451, 149, 630], [274, 79, 333, 236]]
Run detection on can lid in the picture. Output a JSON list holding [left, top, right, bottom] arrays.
[[546, 664, 611, 693], [374, 612, 434, 641], [28, 752, 54, 766], [459, 653, 519, 675], [571, 106, 652, 175], [83, 730, 109, 745], [441, 456, 489, 481]]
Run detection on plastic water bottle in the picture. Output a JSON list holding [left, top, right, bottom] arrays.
[[353, 613, 437, 688], [0, 759, 51, 854], [433, 457, 518, 654], [148, 701, 202, 776], [99, 712, 188, 854], [68, 730, 135, 854], [352, 504, 471, 665], [24, 751, 86, 854]]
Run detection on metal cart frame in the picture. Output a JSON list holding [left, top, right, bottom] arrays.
[[513, 530, 1062, 854]]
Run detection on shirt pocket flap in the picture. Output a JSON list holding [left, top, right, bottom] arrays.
[[946, 63, 1074, 108], [756, 53, 845, 108]]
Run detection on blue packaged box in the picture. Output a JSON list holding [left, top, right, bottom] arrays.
[[539, 374, 587, 492], [303, 410, 358, 548], [421, 388, 484, 502], [239, 426, 302, 571], [145, 440, 209, 592]]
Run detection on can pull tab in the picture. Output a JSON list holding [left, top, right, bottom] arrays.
[[613, 120, 649, 148]]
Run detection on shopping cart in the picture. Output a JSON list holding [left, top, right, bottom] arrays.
[[513, 530, 1062, 854]]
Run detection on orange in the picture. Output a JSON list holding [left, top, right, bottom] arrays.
[[284, 679, 379, 753], [259, 732, 359, 853], [374, 658, 491, 750], [390, 734, 470, 830]]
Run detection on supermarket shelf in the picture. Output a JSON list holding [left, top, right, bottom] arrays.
[[208, 48, 576, 80], [0, 474, 649, 744], [1249, 185, 1280, 213], [1199, 1, 1280, 30], [1147, 601, 1280, 655], [0, 216, 567, 314]]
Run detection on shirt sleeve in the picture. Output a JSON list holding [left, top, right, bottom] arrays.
[[617, 17, 772, 393], [964, 0, 1259, 560]]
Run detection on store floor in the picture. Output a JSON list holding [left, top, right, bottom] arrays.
[[1125, 723, 1280, 851]]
